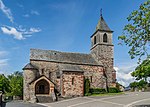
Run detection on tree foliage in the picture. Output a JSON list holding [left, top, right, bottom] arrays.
[[8, 71, 23, 96], [131, 56, 150, 81], [130, 80, 147, 90], [0, 71, 23, 97], [0, 74, 10, 93], [118, 0, 150, 61]]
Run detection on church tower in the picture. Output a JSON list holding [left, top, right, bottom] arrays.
[[90, 12, 116, 86]]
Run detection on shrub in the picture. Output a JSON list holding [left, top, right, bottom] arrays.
[[89, 88, 106, 94], [84, 78, 90, 95], [108, 87, 120, 93]]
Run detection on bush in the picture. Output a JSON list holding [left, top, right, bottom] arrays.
[[108, 87, 120, 93], [84, 78, 90, 95], [89, 88, 106, 94]]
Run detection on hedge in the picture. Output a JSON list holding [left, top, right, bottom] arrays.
[[108, 87, 120, 93], [89, 88, 106, 94]]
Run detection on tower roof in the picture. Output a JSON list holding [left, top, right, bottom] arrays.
[[96, 15, 113, 32]]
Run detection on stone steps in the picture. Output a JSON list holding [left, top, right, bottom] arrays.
[[36, 96, 53, 103]]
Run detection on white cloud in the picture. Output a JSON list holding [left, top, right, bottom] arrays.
[[31, 10, 40, 15], [0, 59, 8, 67], [0, 50, 9, 74], [0, 51, 8, 57], [114, 64, 137, 87], [29, 27, 41, 33], [23, 14, 30, 18], [1, 26, 25, 40], [0, 0, 14, 23], [1, 25, 41, 40]]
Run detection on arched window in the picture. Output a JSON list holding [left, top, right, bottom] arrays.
[[103, 33, 108, 43], [94, 36, 96, 45]]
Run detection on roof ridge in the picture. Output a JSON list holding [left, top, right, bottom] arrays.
[[30, 48, 90, 55]]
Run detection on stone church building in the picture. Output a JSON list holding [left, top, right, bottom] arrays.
[[23, 14, 116, 102]]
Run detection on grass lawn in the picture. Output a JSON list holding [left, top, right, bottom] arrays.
[[91, 92, 125, 96]]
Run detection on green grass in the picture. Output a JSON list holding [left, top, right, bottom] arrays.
[[91, 92, 125, 96]]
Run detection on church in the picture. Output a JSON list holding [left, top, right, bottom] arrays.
[[23, 13, 116, 102]]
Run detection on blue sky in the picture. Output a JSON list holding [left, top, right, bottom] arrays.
[[0, 0, 146, 86]]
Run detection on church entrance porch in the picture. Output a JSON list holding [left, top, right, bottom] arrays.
[[35, 79, 50, 94], [32, 76, 55, 96], [28, 75, 55, 102]]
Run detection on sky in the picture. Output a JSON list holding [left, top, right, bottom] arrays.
[[0, 0, 146, 86]]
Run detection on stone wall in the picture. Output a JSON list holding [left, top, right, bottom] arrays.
[[23, 69, 38, 101], [24, 60, 107, 100], [80, 65, 105, 88], [30, 60, 59, 84], [62, 71, 84, 97]]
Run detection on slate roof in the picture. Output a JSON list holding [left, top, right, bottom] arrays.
[[59, 64, 84, 72], [30, 49, 102, 66], [96, 16, 113, 32], [22, 63, 37, 70]]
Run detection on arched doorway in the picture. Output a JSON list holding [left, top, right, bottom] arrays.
[[35, 79, 50, 94]]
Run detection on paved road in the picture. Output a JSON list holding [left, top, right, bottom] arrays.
[[6, 101, 46, 107], [39, 92, 150, 107]]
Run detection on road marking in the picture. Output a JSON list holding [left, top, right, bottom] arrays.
[[100, 100, 125, 106], [68, 95, 127, 107], [124, 98, 150, 107], [38, 103, 50, 107], [68, 100, 96, 107], [50, 97, 81, 104]]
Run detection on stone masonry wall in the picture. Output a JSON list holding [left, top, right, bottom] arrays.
[[24, 60, 106, 98], [62, 72, 84, 97], [91, 44, 114, 87], [23, 69, 38, 101], [80, 65, 105, 88]]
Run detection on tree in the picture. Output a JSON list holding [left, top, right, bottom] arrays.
[[138, 79, 147, 89], [0, 74, 10, 93], [130, 80, 147, 91], [8, 71, 23, 96], [118, 0, 150, 61], [131, 56, 150, 81], [130, 81, 138, 91]]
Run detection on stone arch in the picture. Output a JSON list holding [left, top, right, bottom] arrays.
[[35, 79, 50, 94], [32, 76, 55, 95], [103, 33, 108, 43]]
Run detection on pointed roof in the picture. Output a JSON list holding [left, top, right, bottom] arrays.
[[22, 63, 37, 70], [96, 15, 113, 32]]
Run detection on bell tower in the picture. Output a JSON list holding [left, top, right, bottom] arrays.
[[90, 11, 116, 86]]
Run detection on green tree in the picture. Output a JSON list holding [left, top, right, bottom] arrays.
[[118, 0, 150, 61], [130, 81, 138, 91], [0, 74, 10, 93], [138, 79, 147, 89], [8, 71, 23, 96], [131, 56, 150, 81]]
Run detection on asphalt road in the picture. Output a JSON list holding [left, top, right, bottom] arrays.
[[38, 92, 150, 107], [4, 92, 150, 107], [6, 101, 46, 107]]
